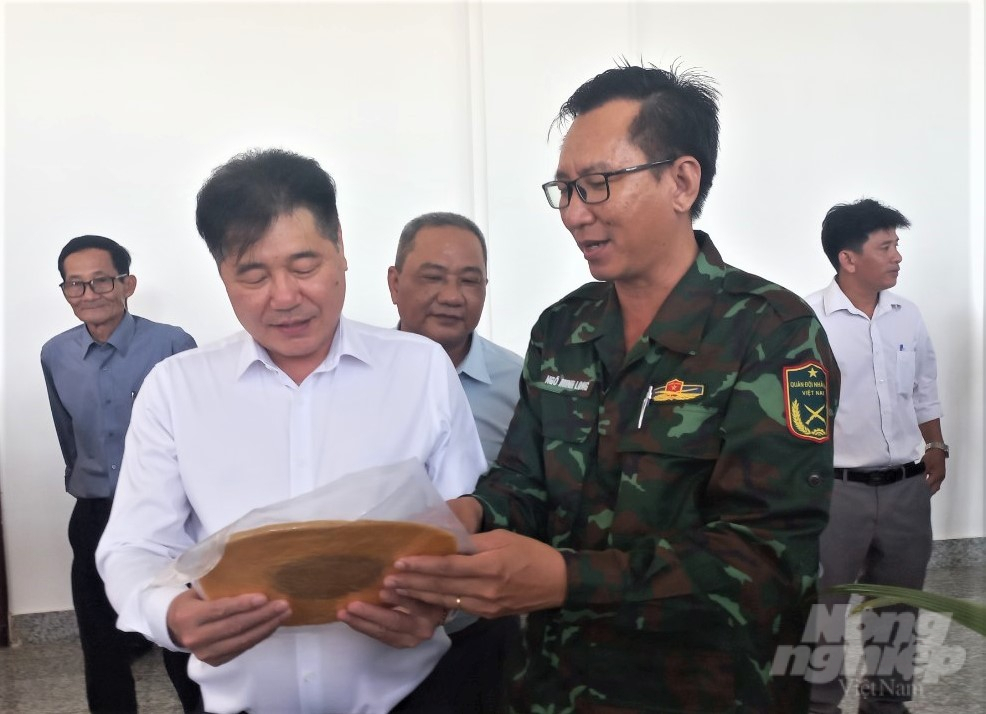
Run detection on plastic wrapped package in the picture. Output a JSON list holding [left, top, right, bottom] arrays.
[[155, 458, 473, 626]]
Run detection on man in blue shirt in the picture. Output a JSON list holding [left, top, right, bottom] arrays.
[[387, 212, 523, 713], [388, 212, 523, 464], [41, 235, 198, 713]]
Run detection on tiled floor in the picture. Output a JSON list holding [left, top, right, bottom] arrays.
[[0, 643, 184, 713], [1, 565, 983, 713], [837, 564, 986, 714]]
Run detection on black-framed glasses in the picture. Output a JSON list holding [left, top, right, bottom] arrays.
[[541, 158, 675, 209], [59, 274, 128, 298]]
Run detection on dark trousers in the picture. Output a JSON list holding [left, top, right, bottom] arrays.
[[163, 647, 203, 713], [69, 498, 202, 713], [392, 615, 524, 714]]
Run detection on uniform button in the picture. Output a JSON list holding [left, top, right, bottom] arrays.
[[111, 465, 118, 471], [807, 473, 822, 487]]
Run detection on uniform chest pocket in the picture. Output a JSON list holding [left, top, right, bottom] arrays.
[[535, 388, 597, 517], [539, 390, 596, 444], [619, 403, 723, 460]]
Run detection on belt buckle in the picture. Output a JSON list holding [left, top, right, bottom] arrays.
[[867, 471, 885, 486]]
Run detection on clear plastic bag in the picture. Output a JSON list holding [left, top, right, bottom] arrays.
[[154, 458, 472, 622]]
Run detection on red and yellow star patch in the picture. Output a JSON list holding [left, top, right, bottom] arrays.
[[783, 361, 830, 442]]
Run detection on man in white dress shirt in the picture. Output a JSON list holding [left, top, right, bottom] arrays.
[[388, 212, 523, 713], [805, 198, 947, 714], [97, 149, 487, 714]]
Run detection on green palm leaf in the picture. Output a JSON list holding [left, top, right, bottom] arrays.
[[828, 583, 986, 637]]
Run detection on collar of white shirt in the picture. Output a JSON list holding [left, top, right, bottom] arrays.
[[234, 316, 373, 383], [821, 278, 902, 319]]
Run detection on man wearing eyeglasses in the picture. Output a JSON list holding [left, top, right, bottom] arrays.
[[388, 63, 840, 713], [41, 235, 198, 713]]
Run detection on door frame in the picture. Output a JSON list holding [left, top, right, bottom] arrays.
[[0, 483, 10, 646]]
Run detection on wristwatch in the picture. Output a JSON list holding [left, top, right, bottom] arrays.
[[925, 441, 950, 458]]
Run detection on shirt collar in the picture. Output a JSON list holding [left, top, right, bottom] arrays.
[[874, 289, 903, 317], [565, 289, 614, 345], [82, 311, 136, 358], [457, 333, 492, 385], [564, 231, 723, 357], [234, 315, 372, 382], [821, 279, 902, 318], [393, 321, 484, 383], [820, 278, 858, 316], [646, 230, 724, 355], [563, 231, 723, 359]]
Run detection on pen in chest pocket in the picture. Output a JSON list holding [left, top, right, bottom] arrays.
[[637, 385, 654, 429]]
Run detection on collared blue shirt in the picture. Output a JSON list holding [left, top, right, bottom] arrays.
[[40, 312, 196, 498], [457, 333, 523, 464]]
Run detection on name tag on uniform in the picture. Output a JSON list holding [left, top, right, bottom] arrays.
[[541, 373, 594, 396]]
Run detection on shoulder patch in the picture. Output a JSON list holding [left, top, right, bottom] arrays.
[[783, 361, 830, 442]]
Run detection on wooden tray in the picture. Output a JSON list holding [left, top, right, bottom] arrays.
[[196, 519, 457, 625]]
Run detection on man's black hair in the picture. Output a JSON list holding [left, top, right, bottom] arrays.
[[555, 61, 720, 218], [195, 148, 341, 263], [821, 198, 910, 270]]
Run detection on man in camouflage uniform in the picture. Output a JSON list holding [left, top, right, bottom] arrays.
[[388, 63, 839, 713]]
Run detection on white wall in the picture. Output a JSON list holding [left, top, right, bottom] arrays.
[[2, 1, 982, 616]]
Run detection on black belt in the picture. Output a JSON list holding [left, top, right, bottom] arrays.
[[836, 461, 926, 486]]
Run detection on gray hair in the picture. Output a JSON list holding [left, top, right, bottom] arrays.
[[395, 212, 487, 269]]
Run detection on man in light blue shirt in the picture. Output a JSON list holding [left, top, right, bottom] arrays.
[[388, 212, 523, 465], [388, 211, 523, 713], [41, 235, 199, 713]]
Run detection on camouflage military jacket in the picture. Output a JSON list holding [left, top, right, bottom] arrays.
[[473, 232, 839, 714]]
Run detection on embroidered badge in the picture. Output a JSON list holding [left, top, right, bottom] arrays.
[[651, 378, 705, 402], [784, 361, 830, 442]]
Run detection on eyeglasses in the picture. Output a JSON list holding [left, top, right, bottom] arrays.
[[59, 274, 128, 298], [541, 158, 675, 209]]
